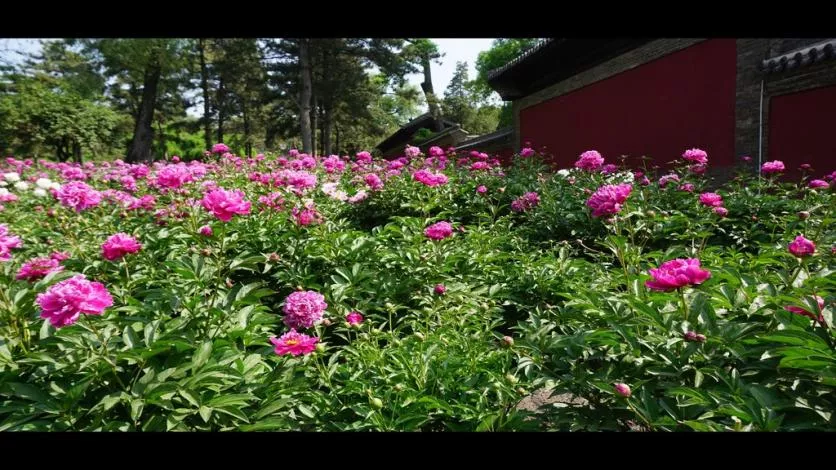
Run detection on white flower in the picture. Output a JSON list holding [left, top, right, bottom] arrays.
[[0, 188, 10, 196], [36, 178, 53, 189], [14, 181, 29, 191], [50, 182, 61, 190], [0, 181, 7, 187], [32, 188, 48, 197], [557, 169, 571, 177], [3, 172, 20, 182]]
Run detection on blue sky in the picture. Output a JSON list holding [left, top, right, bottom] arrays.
[[0, 38, 499, 111]]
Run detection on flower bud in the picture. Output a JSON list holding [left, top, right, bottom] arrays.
[[414, 332, 425, 341], [321, 318, 332, 327], [394, 384, 404, 392], [502, 336, 514, 348], [614, 383, 631, 398], [268, 252, 281, 262], [370, 397, 383, 409], [798, 211, 810, 220], [505, 373, 519, 384], [315, 343, 326, 353]]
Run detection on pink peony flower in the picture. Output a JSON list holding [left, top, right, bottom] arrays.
[[364, 173, 384, 191], [689, 164, 707, 175], [212, 143, 230, 155], [761, 160, 785, 174], [50, 251, 71, 262], [679, 183, 695, 193], [658, 174, 680, 188], [520, 147, 535, 158], [785, 296, 826, 323], [741, 155, 752, 162], [16, 257, 64, 281], [614, 383, 631, 398], [55, 181, 102, 212], [699, 192, 724, 207], [682, 148, 708, 164], [101, 233, 141, 261], [511, 191, 541, 213], [586, 184, 632, 218], [600, 164, 618, 175], [346, 311, 364, 326], [683, 331, 707, 343], [291, 205, 322, 226], [355, 151, 373, 164], [413, 169, 449, 187], [270, 329, 319, 356], [428, 146, 444, 158], [36, 274, 113, 328], [788, 235, 815, 257], [645, 258, 711, 291], [405, 145, 421, 158], [424, 221, 454, 241], [714, 206, 729, 217], [808, 179, 829, 189], [201, 188, 251, 222], [476, 185, 487, 194], [434, 283, 447, 295], [154, 164, 194, 189], [283, 290, 328, 329], [0, 224, 23, 261], [575, 150, 605, 171]]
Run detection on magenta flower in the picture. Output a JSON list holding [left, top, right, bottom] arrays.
[[683, 331, 707, 343], [0, 224, 23, 261], [600, 164, 619, 175], [511, 191, 541, 213], [364, 173, 384, 191], [614, 383, 631, 398], [808, 179, 829, 189], [689, 164, 708, 175], [476, 185, 487, 194], [291, 205, 322, 226], [678, 183, 695, 193], [434, 283, 447, 295], [424, 221, 454, 241], [346, 311, 364, 326], [428, 146, 444, 158], [405, 145, 421, 158], [520, 147, 535, 158], [645, 258, 711, 292], [682, 148, 708, 164], [201, 188, 251, 222], [154, 164, 194, 189], [16, 257, 64, 282], [198, 225, 213, 237], [699, 192, 724, 207], [413, 169, 449, 187], [55, 181, 102, 212], [270, 330, 319, 356], [101, 233, 142, 261], [785, 296, 826, 323], [574, 150, 605, 171], [50, 251, 71, 262], [714, 206, 729, 217], [36, 274, 113, 328], [788, 235, 815, 257], [586, 184, 632, 218], [355, 151, 373, 164], [212, 143, 230, 155], [761, 160, 785, 174], [658, 174, 680, 188], [283, 290, 328, 329]]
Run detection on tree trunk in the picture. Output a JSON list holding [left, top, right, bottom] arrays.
[[157, 119, 166, 158], [72, 141, 82, 163], [126, 60, 162, 163], [420, 56, 444, 132], [334, 124, 340, 156], [298, 38, 313, 154], [198, 38, 212, 150], [322, 105, 333, 156], [216, 77, 226, 144], [242, 101, 252, 157], [311, 94, 318, 157]]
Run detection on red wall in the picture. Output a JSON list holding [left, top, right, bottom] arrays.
[[519, 39, 737, 170], [768, 85, 836, 176]]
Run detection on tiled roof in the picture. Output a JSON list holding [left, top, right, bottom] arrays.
[[455, 127, 513, 150], [486, 39, 556, 81], [762, 39, 836, 73]]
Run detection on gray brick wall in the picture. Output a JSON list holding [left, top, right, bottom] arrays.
[[737, 38, 836, 167]]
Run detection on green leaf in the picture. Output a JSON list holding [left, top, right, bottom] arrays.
[[130, 399, 144, 422], [122, 325, 139, 349], [198, 406, 213, 423], [191, 341, 213, 370], [297, 404, 316, 419]]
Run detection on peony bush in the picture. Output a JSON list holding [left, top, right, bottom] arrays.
[[0, 146, 832, 431]]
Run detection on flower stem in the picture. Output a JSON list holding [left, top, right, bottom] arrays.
[[678, 288, 690, 322]]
